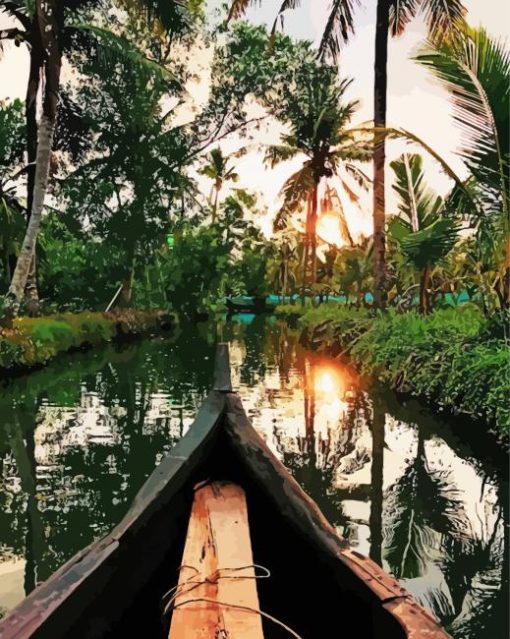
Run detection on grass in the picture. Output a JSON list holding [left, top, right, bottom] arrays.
[[0, 309, 175, 371], [280, 303, 509, 435]]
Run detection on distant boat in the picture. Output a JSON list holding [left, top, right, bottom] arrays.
[[0, 345, 449, 639]]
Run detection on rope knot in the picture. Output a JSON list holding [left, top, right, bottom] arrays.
[[161, 563, 302, 638], [205, 569, 221, 584]]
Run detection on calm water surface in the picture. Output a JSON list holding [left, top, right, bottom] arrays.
[[0, 316, 507, 637]]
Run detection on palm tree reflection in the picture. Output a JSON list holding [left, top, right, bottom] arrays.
[[273, 356, 371, 530]]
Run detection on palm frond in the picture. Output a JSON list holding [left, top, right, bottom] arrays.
[[264, 143, 300, 168], [118, 0, 199, 36], [319, 0, 360, 62], [273, 164, 315, 230], [355, 124, 482, 217], [389, 0, 419, 37], [324, 186, 355, 245], [332, 142, 372, 163], [54, 88, 92, 161], [269, 0, 301, 42], [0, 0, 32, 29], [279, 163, 315, 205], [415, 27, 509, 216], [343, 162, 371, 188], [227, 0, 255, 22], [70, 23, 179, 86], [421, 0, 466, 39], [390, 153, 443, 228], [399, 217, 459, 269], [388, 215, 412, 242]]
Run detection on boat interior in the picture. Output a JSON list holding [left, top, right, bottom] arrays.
[[45, 403, 408, 639]]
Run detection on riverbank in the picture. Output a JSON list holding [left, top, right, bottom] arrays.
[[0, 309, 176, 374], [276, 304, 509, 436]]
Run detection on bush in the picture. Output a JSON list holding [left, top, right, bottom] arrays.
[[297, 304, 509, 435], [0, 309, 170, 370]]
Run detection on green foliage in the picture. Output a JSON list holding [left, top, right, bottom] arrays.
[[0, 99, 25, 171], [298, 305, 509, 434], [0, 99, 26, 291], [389, 154, 460, 270], [296, 304, 368, 327], [398, 218, 459, 270], [416, 26, 509, 217], [0, 309, 168, 369], [416, 26, 509, 300], [37, 213, 123, 311], [135, 204, 273, 316]]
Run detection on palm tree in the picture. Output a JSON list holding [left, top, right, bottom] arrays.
[[415, 26, 510, 306], [1, 0, 201, 321], [271, 231, 298, 302], [267, 73, 370, 301], [1, 0, 45, 313], [199, 148, 239, 223], [388, 153, 459, 313], [336, 241, 373, 307], [228, 0, 466, 309]]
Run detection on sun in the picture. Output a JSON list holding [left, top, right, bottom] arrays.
[[316, 213, 345, 248]]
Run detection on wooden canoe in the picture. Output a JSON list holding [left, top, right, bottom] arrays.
[[0, 344, 450, 639]]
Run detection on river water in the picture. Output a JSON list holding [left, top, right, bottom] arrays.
[[0, 316, 507, 637]]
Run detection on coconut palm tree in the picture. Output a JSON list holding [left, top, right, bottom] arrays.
[[199, 148, 239, 223], [1, 0, 201, 321], [227, 0, 466, 309], [335, 241, 373, 307], [415, 26, 510, 306], [388, 153, 459, 313], [267, 72, 370, 301], [271, 231, 299, 302]]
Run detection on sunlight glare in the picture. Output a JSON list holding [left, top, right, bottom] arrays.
[[313, 365, 346, 399], [316, 213, 345, 248], [315, 370, 335, 394], [313, 365, 347, 425]]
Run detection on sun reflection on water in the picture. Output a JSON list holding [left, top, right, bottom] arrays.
[[310, 363, 351, 426]]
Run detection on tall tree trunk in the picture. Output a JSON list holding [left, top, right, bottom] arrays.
[[282, 260, 288, 304], [23, 21, 43, 316], [372, 0, 390, 309], [310, 183, 319, 285], [419, 265, 431, 314], [302, 185, 319, 306], [4, 0, 61, 322], [25, 254, 40, 315]]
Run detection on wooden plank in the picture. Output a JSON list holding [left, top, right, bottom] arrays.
[[223, 392, 451, 639], [213, 343, 232, 392], [169, 482, 264, 639], [0, 392, 227, 639]]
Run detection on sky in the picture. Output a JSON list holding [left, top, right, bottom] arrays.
[[219, 0, 510, 238], [0, 0, 509, 239]]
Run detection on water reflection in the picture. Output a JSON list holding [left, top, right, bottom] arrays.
[[0, 317, 507, 639]]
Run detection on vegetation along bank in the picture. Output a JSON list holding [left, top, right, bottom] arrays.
[[0, 310, 175, 373], [277, 304, 509, 436]]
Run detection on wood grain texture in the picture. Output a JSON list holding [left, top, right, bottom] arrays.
[[224, 392, 451, 639], [169, 482, 264, 639]]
